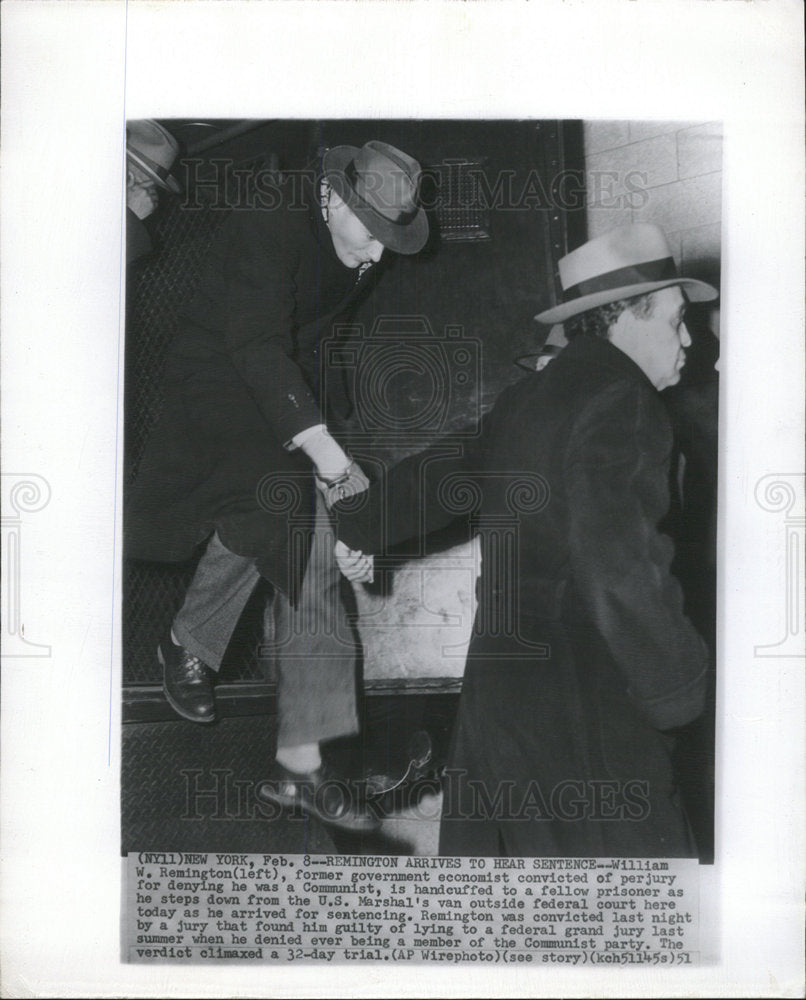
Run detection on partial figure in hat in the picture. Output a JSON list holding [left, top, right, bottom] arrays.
[[335, 222, 719, 858], [126, 119, 181, 264], [126, 139, 429, 832], [515, 324, 569, 374]]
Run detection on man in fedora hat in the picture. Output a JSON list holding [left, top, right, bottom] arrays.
[[126, 119, 182, 264], [335, 222, 717, 855], [126, 139, 428, 831]]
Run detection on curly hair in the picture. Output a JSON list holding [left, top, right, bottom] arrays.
[[564, 292, 657, 341]]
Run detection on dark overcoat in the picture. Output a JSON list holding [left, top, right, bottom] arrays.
[[126, 209, 153, 265], [337, 334, 708, 856], [126, 174, 376, 592]]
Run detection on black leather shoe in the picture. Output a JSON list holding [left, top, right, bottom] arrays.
[[256, 761, 380, 833], [158, 633, 216, 724]]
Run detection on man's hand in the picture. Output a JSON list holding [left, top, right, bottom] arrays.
[[127, 179, 159, 220], [334, 540, 374, 584]]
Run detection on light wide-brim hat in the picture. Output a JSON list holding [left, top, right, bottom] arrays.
[[323, 141, 429, 254], [535, 223, 718, 324], [126, 119, 182, 194]]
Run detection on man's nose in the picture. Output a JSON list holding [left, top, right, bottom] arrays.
[[368, 241, 384, 263], [680, 323, 692, 348]]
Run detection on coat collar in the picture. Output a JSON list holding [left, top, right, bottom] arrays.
[[301, 169, 332, 251], [561, 333, 658, 393]]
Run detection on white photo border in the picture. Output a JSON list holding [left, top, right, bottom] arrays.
[[1, 1, 803, 997]]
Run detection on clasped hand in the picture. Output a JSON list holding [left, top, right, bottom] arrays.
[[334, 540, 374, 584], [127, 180, 159, 220]]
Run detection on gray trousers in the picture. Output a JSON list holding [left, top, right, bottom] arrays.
[[172, 495, 359, 747]]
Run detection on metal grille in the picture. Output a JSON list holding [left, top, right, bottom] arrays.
[[126, 186, 229, 484], [124, 158, 275, 686], [434, 160, 491, 242], [124, 558, 196, 684], [123, 552, 272, 685], [121, 716, 335, 855]]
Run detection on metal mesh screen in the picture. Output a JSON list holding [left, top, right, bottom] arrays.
[[124, 558, 199, 684], [124, 161, 272, 686], [126, 187, 229, 484], [433, 160, 491, 242]]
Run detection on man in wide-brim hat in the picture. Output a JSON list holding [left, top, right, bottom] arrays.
[[126, 119, 182, 263], [127, 139, 429, 832], [336, 222, 719, 857]]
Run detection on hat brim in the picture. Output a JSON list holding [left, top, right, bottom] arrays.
[[126, 148, 182, 194], [323, 145, 429, 255], [535, 277, 718, 324]]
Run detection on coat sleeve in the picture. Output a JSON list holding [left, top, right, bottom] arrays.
[[221, 212, 323, 443], [564, 380, 708, 730], [334, 430, 490, 554]]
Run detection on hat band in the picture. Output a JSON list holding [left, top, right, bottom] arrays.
[[129, 148, 175, 187], [563, 256, 678, 301], [345, 160, 419, 225]]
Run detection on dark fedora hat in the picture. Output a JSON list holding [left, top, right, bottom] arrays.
[[323, 141, 429, 254], [535, 223, 717, 324]]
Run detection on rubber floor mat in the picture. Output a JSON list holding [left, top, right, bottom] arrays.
[[121, 716, 335, 856], [121, 695, 459, 857]]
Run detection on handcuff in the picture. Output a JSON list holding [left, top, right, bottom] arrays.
[[315, 464, 354, 504]]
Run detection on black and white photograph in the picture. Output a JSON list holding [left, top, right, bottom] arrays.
[[122, 118, 720, 866], [1, 1, 803, 997]]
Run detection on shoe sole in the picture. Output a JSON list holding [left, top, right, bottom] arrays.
[[257, 785, 380, 833], [365, 755, 430, 797], [365, 731, 433, 797], [158, 645, 216, 724]]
